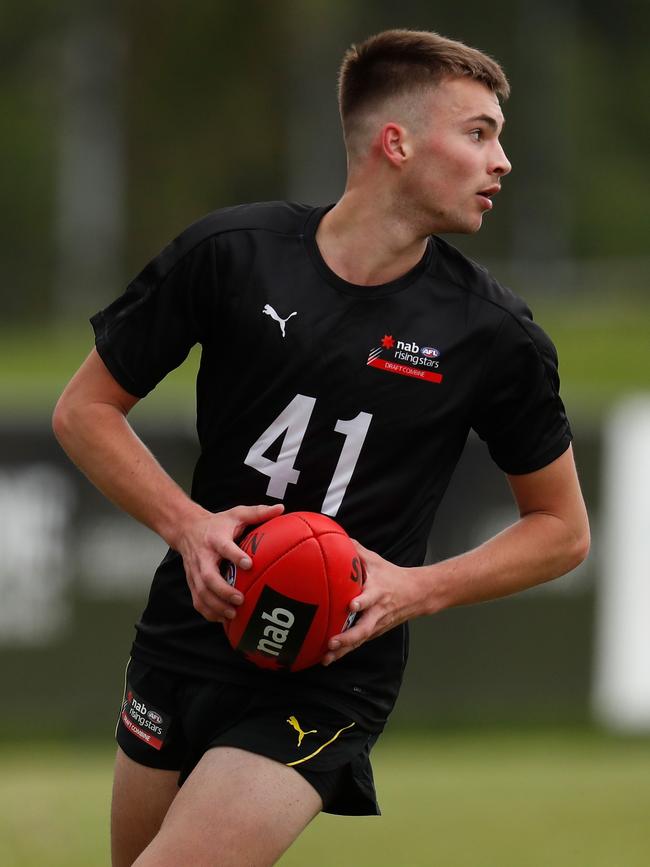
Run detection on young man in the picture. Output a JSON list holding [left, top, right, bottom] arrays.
[[53, 29, 589, 867]]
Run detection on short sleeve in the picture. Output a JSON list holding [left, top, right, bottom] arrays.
[[90, 233, 218, 398], [471, 311, 572, 475]]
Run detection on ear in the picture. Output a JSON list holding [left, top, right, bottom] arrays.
[[381, 123, 410, 166]]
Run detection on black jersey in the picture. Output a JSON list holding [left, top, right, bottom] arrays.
[[91, 201, 572, 730]]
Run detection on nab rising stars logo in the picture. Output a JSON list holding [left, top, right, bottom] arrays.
[[367, 334, 443, 384]]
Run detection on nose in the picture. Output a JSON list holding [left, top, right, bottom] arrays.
[[492, 140, 512, 177]]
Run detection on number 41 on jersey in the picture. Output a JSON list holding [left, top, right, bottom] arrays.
[[244, 394, 372, 518]]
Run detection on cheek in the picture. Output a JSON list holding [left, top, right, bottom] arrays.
[[424, 142, 475, 188], [441, 150, 477, 182]]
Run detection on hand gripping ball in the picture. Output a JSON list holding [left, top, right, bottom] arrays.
[[222, 511, 364, 671]]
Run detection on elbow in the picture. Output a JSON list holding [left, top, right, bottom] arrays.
[[572, 531, 591, 569], [565, 520, 591, 572], [52, 395, 70, 444], [52, 392, 80, 449]]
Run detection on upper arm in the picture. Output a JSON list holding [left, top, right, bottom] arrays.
[[471, 311, 571, 477], [507, 445, 590, 546], [55, 348, 140, 419]]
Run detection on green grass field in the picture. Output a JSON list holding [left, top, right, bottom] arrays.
[[2, 729, 649, 867]]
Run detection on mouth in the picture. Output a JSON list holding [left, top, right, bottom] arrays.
[[476, 185, 501, 210]]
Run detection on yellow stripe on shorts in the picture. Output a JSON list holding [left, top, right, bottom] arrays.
[[286, 721, 356, 767]]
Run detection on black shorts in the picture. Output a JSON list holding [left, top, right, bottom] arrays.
[[115, 658, 380, 816]]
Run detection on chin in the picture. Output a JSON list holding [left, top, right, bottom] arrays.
[[424, 206, 483, 236], [461, 214, 484, 234], [433, 210, 484, 235], [443, 220, 483, 235]]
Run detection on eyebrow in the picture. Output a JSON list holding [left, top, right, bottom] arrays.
[[466, 114, 503, 131]]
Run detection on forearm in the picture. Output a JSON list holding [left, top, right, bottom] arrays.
[[327, 442, 589, 665], [53, 399, 205, 549], [417, 510, 589, 615]]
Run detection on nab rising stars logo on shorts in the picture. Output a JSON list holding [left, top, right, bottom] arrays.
[[366, 333, 444, 384]]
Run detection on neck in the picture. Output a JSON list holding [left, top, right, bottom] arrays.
[[315, 185, 429, 286]]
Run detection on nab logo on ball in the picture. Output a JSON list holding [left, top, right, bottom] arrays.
[[258, 607, 295, 656], [238, 586, 317, 667]]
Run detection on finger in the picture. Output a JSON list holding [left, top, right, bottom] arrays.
[[216, 538, 255, 571], [190, 576, 239, 623], [322, 639, 359, 666], [329, 618, 369, 651], [204, 571, 245, 606], [194, 602, 235, 623], [232, 503, 284, 528], [196, 556, 244, 606], [325, 616, 395, 664], [347, 575, 381, 613], [349, 589, 372, 612], [193, 594, 238, 622], [183, 551, 242, 621], [323, 613, 377, 664], [351, 538, 373, 558]]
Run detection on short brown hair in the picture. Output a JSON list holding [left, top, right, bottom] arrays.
[[338, 29, 510, 141]]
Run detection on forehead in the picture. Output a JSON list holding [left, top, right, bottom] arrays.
[[424, 77, 505, 128]]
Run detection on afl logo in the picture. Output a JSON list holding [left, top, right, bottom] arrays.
[[222, 561, 237, 586], [147, 710, 163, 724], [421, 347, 440, 358]]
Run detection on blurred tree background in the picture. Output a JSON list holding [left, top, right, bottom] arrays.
[[1, 0, 648, 329]]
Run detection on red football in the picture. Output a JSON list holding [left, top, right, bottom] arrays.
[[222, 511, 364, 671]]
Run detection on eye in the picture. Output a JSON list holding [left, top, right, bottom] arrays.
[[469, 129, 483, 141]]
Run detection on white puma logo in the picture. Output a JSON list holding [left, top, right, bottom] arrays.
[[262, 304, 297, 338]]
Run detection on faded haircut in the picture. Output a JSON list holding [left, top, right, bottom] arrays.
[[338, 29, 510, 151]]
